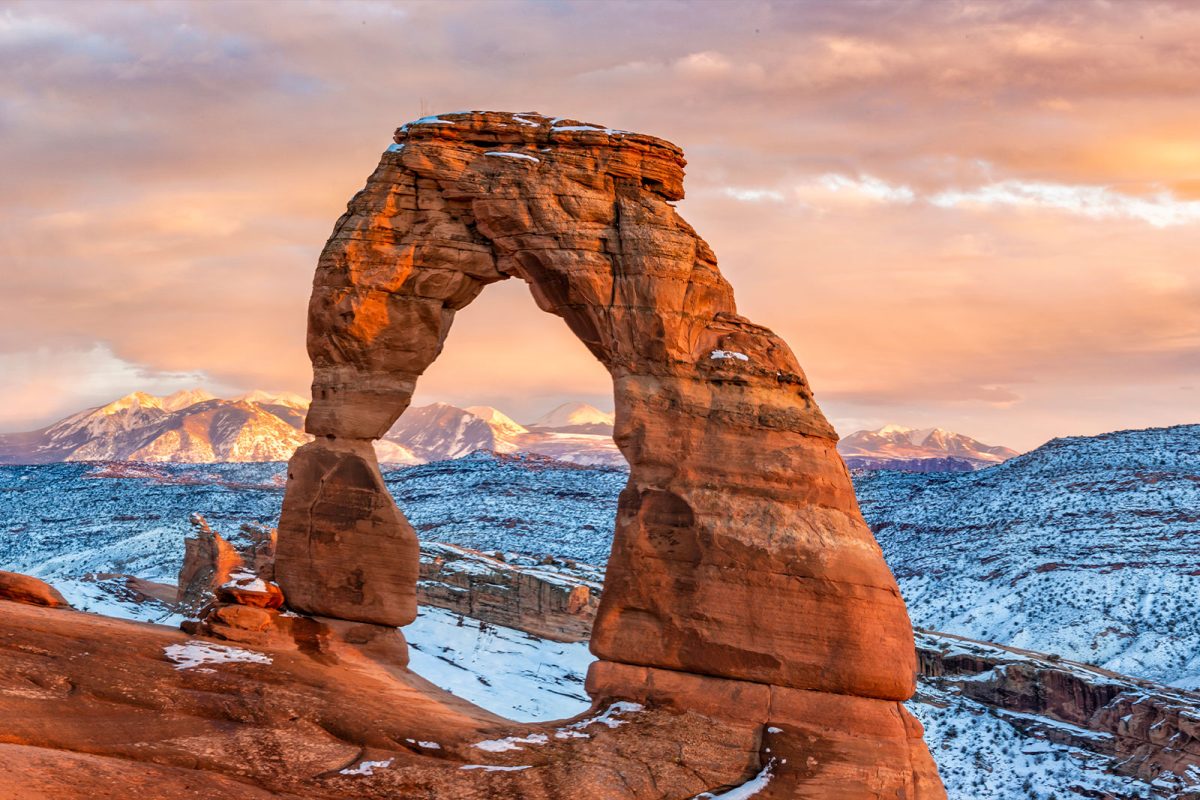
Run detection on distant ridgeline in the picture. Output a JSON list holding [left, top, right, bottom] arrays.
[[0, 392, 622, 467], [837, 424, 1019, 472]]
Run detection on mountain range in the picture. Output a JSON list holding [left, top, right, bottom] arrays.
[[0, 389, 1020, 472], [837, 423, 1019, 471], [0, 391, 624, 467]]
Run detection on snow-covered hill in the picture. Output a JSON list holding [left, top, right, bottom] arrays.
[[1, 448, 1184, 799], [839, 424, 1019, 471], [0, 454, 624, 611], [859, 423, 1200, 688]]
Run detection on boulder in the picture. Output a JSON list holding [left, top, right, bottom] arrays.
[[0, 571, 69, 608], [216, 571, 285, 609]]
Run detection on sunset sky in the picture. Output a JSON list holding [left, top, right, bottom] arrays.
[[2, 0, 1199, 451]]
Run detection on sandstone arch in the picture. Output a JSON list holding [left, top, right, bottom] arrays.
[[276, 111, 944, 797]]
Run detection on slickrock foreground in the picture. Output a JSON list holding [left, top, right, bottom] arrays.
[[272, 110, 943, 797], [0, 600, 766, 799]]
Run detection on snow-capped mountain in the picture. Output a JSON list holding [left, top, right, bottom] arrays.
[[464, 405, 528, 437], [378, 402, 621, 466], [0, 392, 622, 466], [0, 392, 310, 464], [381, 402, 525, 462], [527, 401, 615, 434], [160, 388, 217, 411], [838, 423, 1019, 471]]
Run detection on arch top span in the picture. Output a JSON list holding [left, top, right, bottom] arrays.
[[303, 110, 808, 442], [275, 111, 945, 798]]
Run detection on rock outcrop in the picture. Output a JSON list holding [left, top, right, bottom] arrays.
[[275, 110, 943, 796], [417, 542, 601, 642], [0, 600, 811, 799], [177, 513, 246, 612], [0, 571, 69, 608]]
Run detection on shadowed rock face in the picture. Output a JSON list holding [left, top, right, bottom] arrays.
[[275, 110, 944, 797]]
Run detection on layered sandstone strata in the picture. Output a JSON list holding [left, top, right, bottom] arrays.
[[417, 542, 600, 643], [275, 110, 943, 796]]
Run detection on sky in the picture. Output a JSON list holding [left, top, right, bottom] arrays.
[[2, 0, 1199, 451]]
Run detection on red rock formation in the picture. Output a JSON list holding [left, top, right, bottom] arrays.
[[275, 110, 943, 797], [0, 600, 777, 799], [278, 439, 418, 627], [417, 542, 600, 642], [0, 571, 69, 608], [177, 513, 245, 612]]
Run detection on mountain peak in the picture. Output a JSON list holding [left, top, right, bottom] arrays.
[[529, 402, 615, 430], [878, 423, 914, 435], [840, 424, 1019, 470], [236, 390, 309, 408], [161, 388, 216, 412], [465, 406, 528, 435], [98, 391, 164, 415]]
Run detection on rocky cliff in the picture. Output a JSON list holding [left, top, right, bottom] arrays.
[[418, 542, 601, 643]]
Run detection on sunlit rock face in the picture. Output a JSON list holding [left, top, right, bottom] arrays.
[[276, 110, 944, 797]]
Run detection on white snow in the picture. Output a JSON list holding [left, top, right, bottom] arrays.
[[862, 424, 1200, 686], [163, 641, 272, 671], [484, 151, 540, 163], [339, 758, 393, 776], [404, 606, 593, 722], [222, 570, 268, 593], [710, 350, 750, 362], [386, 143, 405, 153], [405, 738, 442, 749], [549, 120, 626, 135], [909, 685, 1145, 799], [460, 764, 533, 772], [404, 115, 457, 127], [559, 701, 643, 732], [692, 759, 774, 799], [474, 732, 549, 752]]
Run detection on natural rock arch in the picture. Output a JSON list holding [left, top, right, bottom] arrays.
[[276, 111, 944, 797]]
